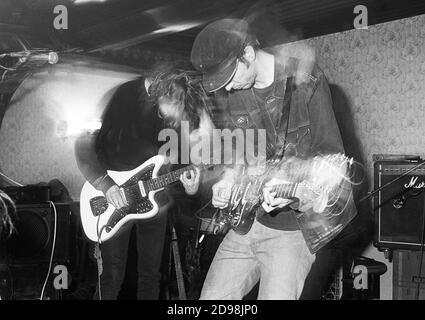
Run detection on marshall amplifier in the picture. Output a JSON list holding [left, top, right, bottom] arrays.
[[373, 160, 425, 251]]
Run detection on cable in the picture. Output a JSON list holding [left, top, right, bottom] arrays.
[[0, 171, 24, 187], [0, 64, 16, 71], [192, 199, 224, 239], [95, 215, 105, 301], [191, 199, 213, 245], [39, 201, 57, 300], [1, 70, 8, 81], [193, 199, 212, 221]]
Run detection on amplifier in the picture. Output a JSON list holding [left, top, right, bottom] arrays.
[[3, 203, 71, 265], [3, 185, 51, 204], [373, 160, 425, 251]]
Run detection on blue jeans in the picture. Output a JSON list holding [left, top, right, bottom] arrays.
[[200, 219, 315, 300]]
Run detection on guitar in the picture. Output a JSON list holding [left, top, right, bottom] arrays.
[[214, 153, 354, 235], [80, 155, 210, 243]]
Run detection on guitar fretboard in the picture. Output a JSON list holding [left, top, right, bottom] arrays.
[[147, 164, 207, 190], [271, 183, 298, 198]]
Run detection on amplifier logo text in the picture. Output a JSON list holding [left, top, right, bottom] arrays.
[[404, 176, 425, 189]]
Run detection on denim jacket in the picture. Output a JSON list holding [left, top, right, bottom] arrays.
[[223, 60, 345, 159]]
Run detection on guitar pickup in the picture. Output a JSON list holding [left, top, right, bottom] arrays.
[[119, 187, 128, 204], [138, 181, 147, 197]]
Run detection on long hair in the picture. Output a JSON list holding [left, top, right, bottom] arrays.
[[0, 189, 15, 238], [148, 71, 212, 131]]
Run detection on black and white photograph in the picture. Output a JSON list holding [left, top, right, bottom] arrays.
[[1, 0, 425, 307]]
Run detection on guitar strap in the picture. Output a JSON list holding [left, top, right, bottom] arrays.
[[246, 75, 294, 161], [222, 58, 297, 162], [270, 76, 294, 161]]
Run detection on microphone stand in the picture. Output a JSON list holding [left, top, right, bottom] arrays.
[[358, 160, 425, 204]]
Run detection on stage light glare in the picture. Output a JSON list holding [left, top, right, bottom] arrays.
[[57, 119, 101, 138]]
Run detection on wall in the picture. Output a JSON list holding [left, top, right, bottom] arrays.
[[0, 56, 139, 200], [304, 14, 425, 299]]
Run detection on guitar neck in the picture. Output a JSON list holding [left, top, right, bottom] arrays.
[[148, 164, 200, 190], [270, 183, 299, 199]]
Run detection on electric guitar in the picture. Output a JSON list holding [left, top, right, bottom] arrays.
[[80, 155, 210, 243], [214, 153, 354, 235]]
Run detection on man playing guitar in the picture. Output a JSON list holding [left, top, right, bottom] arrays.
[[74, 70, 212, 300]]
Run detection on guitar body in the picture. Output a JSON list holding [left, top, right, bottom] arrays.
[[217, 177, 263, 235], [218, 198, 259, 235], [231, 201, 260, 235], [80, 155, 165, 242]]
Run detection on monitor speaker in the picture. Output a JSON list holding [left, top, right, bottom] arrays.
[[373, 161, 425, 251], [3, 203, 71, 266]]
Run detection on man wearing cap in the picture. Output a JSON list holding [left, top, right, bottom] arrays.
[[191, 18, 351, 299]]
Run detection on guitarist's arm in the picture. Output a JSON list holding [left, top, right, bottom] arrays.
[[211, 167, 240, 209], [74, 132, 126, 209], [307, 67, 344, 157]]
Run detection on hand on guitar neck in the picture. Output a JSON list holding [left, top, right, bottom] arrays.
[[179, 167, 201, 195], [102, 167, 201, 209], [262, 178, 328, 213], [262, 178, 295, 213]]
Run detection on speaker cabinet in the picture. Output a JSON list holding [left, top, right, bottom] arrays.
[[3, 203, 71, 266], [0, 202, 76, 300], [373, 161, 425, 251]]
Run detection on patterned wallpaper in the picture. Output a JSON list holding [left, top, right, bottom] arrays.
[[302, 14, 425, 300], [305, 14, 425, 182]]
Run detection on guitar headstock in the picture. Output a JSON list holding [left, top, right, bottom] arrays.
[[296, 181, 328, 213], [296, 153, 353, 213], [323, 153, 353, 167], [310, 153, 353, 191]]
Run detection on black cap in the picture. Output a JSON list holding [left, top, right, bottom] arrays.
[[191, 19, 249, 92]]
